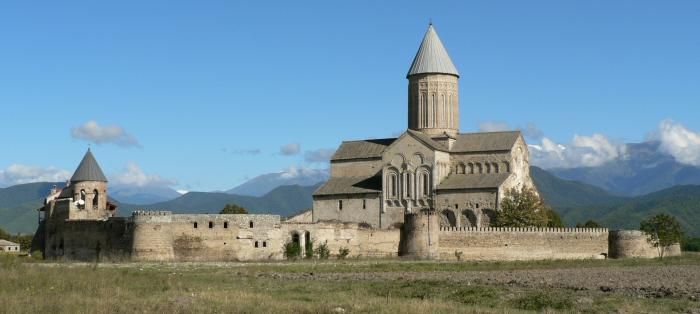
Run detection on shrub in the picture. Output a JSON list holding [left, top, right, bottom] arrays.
[[30, 250, 43, 260], [305, 241, 314, 259], [493, 187, 549, 227], [314, 242, 330, 259], [338, 247, 350, 259], [219, 204, 248, 214], [640, 214, 684, 259], [513, 291, 573, 311], [683, 237, 700, 252], [454, 250, 463, 261], [284, 242, 301, 259]]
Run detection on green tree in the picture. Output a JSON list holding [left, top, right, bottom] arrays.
[[545, 209, 565, 228], [219, 204, 248, 214], [639, 214, 684, 259], [576, 220, 602, 228], [493, 187, 549, 228]]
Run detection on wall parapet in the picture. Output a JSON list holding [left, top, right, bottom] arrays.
[[132, 210, 173, 216], [439, 227, 608, 233]]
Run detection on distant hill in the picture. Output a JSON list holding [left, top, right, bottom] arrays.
[[118, 183, 321, 218], [226, 168, 328, 196], [550, 141, 700, 196], [530, 166, 627, 209], [0, 182, 61, 235], [3, 168, 700, 237], [557, 185, 700, 237], [110, 184, 182, 205]]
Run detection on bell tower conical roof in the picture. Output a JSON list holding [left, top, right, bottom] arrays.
[[406, 24, 459, 78], [70, 148, 108, 183]]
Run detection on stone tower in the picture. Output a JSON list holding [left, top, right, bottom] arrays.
[[407, 24, 460, 137], [67, 148, 112, 220]]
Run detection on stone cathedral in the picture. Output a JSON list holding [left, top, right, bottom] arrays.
[[312, 24, 537, 229], [36, 24, 671, 262]]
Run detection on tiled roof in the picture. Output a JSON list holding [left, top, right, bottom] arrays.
[[331, 138, 396, 161], [451, 131, 521, 153], [314, 176, 382, 196]]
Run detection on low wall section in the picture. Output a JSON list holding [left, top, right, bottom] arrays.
[[438, 227, 609, 261]]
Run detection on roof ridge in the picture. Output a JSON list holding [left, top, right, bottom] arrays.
[[457, 130, 522, 135]]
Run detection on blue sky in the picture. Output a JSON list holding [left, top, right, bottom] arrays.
[[1, 1, 699, 191]]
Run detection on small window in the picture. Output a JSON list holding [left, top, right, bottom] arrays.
[[362, 199, 366, 209], [224, 221, 228, 229], [249, 221, 254, 228], [476, 203, 480, 209], [209, 221, 214, 228], [194, 222, 198, 228], [338, 200, 343, 210], [455, 204, 459, 210], [254, 241, 259, 248], [263, 241, 267, 247]]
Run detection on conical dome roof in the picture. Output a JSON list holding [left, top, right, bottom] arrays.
[[70, 148, 108, 182], [407, 24, 459, 78]]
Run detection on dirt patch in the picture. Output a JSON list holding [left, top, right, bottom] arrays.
[[259, 265, 700, 300]]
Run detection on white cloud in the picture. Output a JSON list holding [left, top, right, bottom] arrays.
[[0, 164, 71, 186], [529, 134, 627, 169], [110, 162, 177, 187], [657, 119, 700, 166], [280, 143, 301, 156], [71, 120, 140, 148], [279, 165, 328, 179], [304, 148, 336, 163]]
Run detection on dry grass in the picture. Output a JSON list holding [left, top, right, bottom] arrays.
[[0, 254, 699, 313]]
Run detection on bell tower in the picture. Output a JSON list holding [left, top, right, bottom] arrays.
[[67, 148, 112, 220], [407, 24, 460, 137]]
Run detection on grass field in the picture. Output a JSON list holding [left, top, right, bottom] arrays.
[[1, 254, 699, 313]]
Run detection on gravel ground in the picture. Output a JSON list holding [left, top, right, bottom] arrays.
[[259, 265, 700, 300]]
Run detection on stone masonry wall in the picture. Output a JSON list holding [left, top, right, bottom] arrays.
[[438, 227, 609, 261]]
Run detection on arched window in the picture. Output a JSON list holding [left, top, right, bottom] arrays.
[[249, 221, 254, 228], [93, 189, 99, 209], [79, 189, 86, 209], [406, 173, 412, 197], [254, 241, 259, 248], [338, 200, 343, 210], [208, 221, 214, 228], [263, 241, 267, 248], [362, 199, 366, 209], [193, 222, 198, 228], [476, 163, 483, 174], [493, 163, 499, 173], [486, 163, 491, 174], [422, 172, 430, 196], [503, 161, 510, 173], [468, 163, 474, 174], [387, 172, 398, 198], [457, 163, 465, 174], [224, 221, 228, 229]]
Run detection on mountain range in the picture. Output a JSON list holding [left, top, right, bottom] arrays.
[[549, 141, 700, 196], [2, 152, 700, 237], [225, 167, 328, 196]]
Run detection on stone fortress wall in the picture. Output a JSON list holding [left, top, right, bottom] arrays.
[[438, 227, 609, 261], [47, 209, 679, 262]]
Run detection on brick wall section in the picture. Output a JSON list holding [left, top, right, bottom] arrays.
[[438, 227, 609, 261]]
